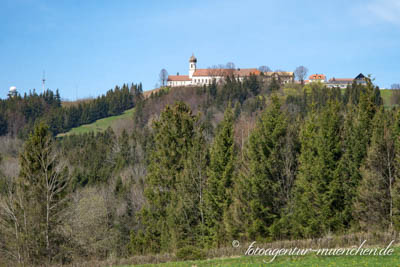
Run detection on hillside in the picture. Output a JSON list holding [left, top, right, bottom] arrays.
[[57, 87, 395, 138], [57, 106, 135, 137], [56, 87, 164, 137], [0, 84, 141, 138], [1, 78, 399, 267]]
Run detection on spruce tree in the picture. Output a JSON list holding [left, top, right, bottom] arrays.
[[333, 79, 379, 229], [178, 124, 209, 247], [393, 109, 400, 230], [204, 105, 236, 246], [354, 108, 396, 231], [140, 102, 205, 252], [291, 100, 343, 237], [232, 96, 289, 240]]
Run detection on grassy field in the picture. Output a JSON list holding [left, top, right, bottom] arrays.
[[120, 247, 400, 267], [380, 89, 393, 108], [57, 107, 135, 137]]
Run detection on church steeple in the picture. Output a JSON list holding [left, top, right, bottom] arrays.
[[189, 53, 197, 78]]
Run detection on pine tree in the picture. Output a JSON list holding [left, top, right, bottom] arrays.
[[232, 95, 290, 240], [204, 105, 236, 246], [140, 102, 204, 252], [178, 123, 209, 247], [393, 109, 400, 230], [290, 100, 343, 237], [333, 79, 379, 229], [353, 108, 396, 231]]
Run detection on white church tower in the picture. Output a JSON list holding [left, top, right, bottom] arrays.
[[189, 53, 197, 78]]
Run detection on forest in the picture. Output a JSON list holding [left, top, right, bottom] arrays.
[[0, 83, 142, 138], [1, 75, 400, 266]]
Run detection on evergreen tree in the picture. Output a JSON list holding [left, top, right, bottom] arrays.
[[290, 100, 343, 237], [353, 108, 396, 231], [140, 102, 203, 252], [393, 109, 400, 230], [208, 79, 217, 98], [333, 79, 379, 229], [268, 77, 280, 92], [232, 96, 289, 240], [204, 105, 236, 246], [178, 122, 209, 247]]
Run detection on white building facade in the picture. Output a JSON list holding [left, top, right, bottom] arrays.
[[167, 54, 262, 87]]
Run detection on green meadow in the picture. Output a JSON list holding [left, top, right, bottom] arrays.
[[120, 247, 400, 267], [57, 107, 135, 137]]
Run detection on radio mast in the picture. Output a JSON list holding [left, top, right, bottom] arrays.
[[42, 71, 46, 94]]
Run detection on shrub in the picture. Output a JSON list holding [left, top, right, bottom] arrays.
[[175, 245, 206, 261]]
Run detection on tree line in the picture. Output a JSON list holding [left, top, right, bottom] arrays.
[[135, 78, 397, 255], [1, 76, 399, 265], [0, 83, 142, 138]]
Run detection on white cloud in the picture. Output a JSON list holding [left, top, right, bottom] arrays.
[[365, 0, 400, 26]]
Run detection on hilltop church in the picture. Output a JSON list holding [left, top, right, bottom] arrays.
[[167, 54, 294, 87]]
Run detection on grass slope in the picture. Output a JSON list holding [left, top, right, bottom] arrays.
[[380, 89, 393, 108], [121, 247, 400, 267], [57, 107, 135, 137]]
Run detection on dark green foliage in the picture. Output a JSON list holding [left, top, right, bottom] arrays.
[[0, 83, 141, 138], [353, 108, 396, 231], [139, 102, 207, 253], [344, 78, 382, 107], [60, 128, 117, 187], [231, 96, 292, 241], [0, 113, 7, 135], [176, 245, 206, 261], [2, 72, 397, 265], [332, 79, 380, 229], [244, 74, 261, 95], [268, 77, 281, 92], [205, 105, 236, 246], [290, 100, 343, 237]]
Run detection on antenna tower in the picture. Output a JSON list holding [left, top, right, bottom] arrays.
[[42, 71, 46, 94]]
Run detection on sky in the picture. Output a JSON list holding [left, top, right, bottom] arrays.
[[0, 0, 399, 100]]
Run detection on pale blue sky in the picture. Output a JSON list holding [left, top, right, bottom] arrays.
[[0, 0, 399, 100]]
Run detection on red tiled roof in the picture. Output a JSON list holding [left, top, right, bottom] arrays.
[[264, 71, 294, 76], [193, 68, 260, 77], [329, 78, 353, 82], [309, 74, 326, 80], [167, 75, 191, 81]]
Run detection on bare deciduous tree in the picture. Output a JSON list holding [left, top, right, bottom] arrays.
[[294, 66, 308, 84], [226, 62, 236, 69], [0, 124, 70, 265], [258, 65, 272, 73], [63, 186, 119, 258], [159, 69, 168, 87]]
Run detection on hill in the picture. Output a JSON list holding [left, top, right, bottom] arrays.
[[57, 106, 135, 137], [58, 85, 395, 138], [2, 77, 399, 266]]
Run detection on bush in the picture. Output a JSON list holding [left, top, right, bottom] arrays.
[[175, 245, 206, 261]]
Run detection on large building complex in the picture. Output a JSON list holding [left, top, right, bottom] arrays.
[[167, 54, 367, 89], [167, 54, 294, 87]]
